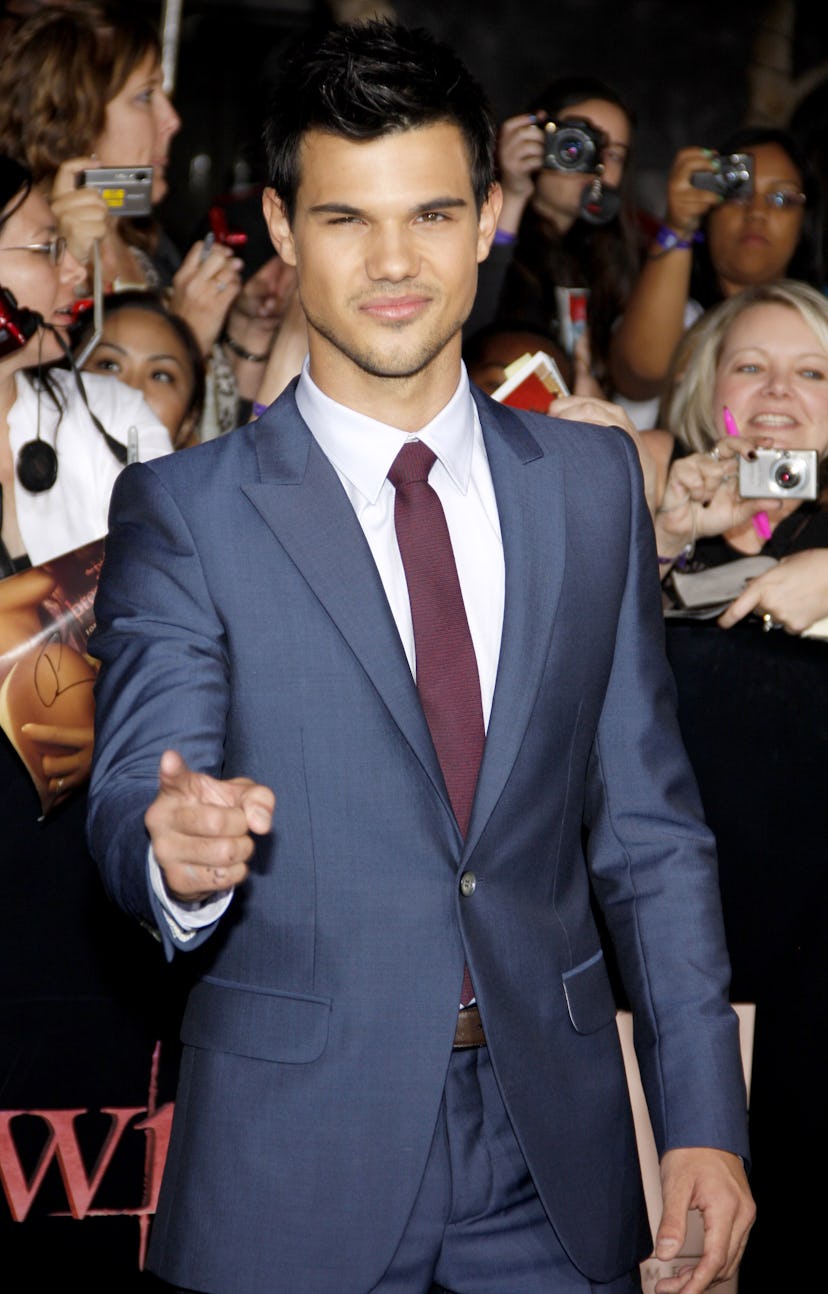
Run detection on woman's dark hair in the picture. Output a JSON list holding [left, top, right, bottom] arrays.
[[690, 126, 824, 308], [74, 290, 205, 443], [263, 19, 496, 220]]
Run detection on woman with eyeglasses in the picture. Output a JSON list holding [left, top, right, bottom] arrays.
[[0, 155, 171, 575], [610, 126, 823, 405]]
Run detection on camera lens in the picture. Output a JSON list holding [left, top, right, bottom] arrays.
[[550, 127, 597, 171], [773, 459, 802, 490]]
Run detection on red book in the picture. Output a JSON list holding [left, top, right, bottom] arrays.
[[490, 350, 570, 412]]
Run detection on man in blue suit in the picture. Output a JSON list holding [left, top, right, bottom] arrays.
[[87, 20, 754, 1294]]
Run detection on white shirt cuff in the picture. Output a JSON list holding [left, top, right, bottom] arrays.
[[148, 846, 233, 941]]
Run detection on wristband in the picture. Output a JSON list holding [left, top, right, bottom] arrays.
[[252, 400, 268, 418], [493, 228, 517, 245], [658, 541, 695, 570], [652, 224, 703, 253]]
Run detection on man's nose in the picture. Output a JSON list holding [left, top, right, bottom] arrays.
[[365, 224, 419, 281]]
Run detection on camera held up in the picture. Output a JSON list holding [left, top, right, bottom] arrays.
[[739, 447, 819, 501], [543, 118, 606, 173], [690, 152, 753, 200]]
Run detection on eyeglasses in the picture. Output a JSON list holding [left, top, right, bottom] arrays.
[[0, 236, 68, 265], [726, 190, 807, 211]]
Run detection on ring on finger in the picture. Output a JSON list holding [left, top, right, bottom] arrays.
[[56, 776, 65, 793], [707, 447, 721, 461], [216, 279, 228, 293], [761, 612, 783, 632]]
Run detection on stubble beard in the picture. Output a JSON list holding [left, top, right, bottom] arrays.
[[302, 290, 470, 384]]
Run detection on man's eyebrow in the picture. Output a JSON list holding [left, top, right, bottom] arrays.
[[307, 196, 470, 217]]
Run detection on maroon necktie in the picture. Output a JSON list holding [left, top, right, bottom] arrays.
[[388, 441, 485, 1005]]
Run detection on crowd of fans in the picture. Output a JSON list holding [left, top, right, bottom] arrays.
[[0, 3, 826, 1289]]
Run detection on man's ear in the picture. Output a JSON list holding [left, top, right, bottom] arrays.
[[262, 188, 297, 267], [476, 182, 503, 264]]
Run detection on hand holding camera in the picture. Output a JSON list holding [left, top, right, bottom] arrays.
[[655, 437, 782, 561], [495, 113, 548, 234], [49, 157, 111, 265], [690, 152, 752, 200], [663, 146, 730, 242], [75, 165, 154, 217]]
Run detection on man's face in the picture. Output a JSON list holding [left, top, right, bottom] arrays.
[[264, 123, 500, 407]]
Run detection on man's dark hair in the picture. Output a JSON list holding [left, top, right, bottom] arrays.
[[262, 19, 496, 221]]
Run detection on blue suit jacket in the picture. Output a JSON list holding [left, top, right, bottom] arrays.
[[87, 383, 749, 1294]]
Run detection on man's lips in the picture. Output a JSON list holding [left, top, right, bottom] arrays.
[[358, 295, 431, 322]]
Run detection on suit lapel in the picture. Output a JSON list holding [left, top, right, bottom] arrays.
[[242, 387, 451, 818], [465, 393, 567, 854]]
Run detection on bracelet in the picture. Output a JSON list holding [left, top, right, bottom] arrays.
[[657, 540, 695, 570], [251, 400, 268, 418], [222, 332, 270, 363], [648, 224, 703, 258], [493, 228, 517, 245]]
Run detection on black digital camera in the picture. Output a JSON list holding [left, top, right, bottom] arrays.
[[0, 284, 41, 358], [690, 153, 753, 200], [543, 118, 605, 173]]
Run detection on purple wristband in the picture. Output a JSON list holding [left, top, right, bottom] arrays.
[[654, 224, 703, 252], [493, 228, 517, 246], [252, 400, 268, 418]]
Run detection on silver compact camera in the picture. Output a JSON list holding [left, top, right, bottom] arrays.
[[543, 117, 605, 172], [738, 447, 819, 500], [77, 166, 153, 217]]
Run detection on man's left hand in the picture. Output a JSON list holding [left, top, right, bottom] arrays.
[[654, 1147, 755, 1293]]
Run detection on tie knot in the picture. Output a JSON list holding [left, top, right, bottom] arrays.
[[388, 440, 437, 489]]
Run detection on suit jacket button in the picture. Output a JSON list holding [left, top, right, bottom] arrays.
[[459, 871, 476, 897]]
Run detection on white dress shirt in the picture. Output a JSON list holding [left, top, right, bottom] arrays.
[[153, 361, 505, 932]]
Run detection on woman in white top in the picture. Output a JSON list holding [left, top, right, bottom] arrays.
[[0, 155, 171, 571]]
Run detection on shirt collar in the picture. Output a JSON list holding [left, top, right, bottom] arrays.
[[295, 358, 477, 505]]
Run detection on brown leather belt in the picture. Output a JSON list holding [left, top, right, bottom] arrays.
[[453, 1003, 486, 1049]]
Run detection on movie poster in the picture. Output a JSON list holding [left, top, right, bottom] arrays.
[[0, 539, 103, 817]]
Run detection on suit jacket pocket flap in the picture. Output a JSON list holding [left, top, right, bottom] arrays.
[[181, 978, 332, 1063], [561, 951, 615, 1035]]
